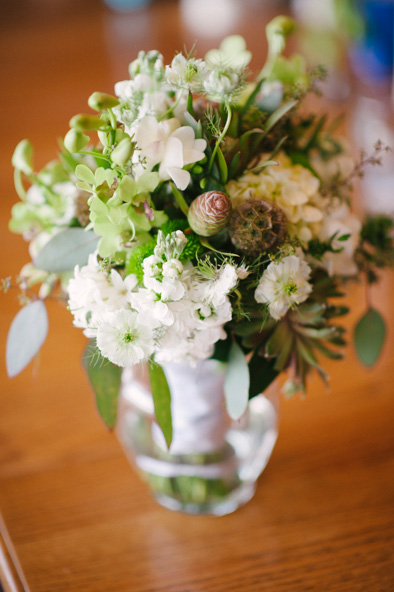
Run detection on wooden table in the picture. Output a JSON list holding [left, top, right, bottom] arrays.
[[1, 1, 394, 590]]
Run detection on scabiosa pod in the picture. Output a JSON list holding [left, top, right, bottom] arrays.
[[187, 191, 232, 237]]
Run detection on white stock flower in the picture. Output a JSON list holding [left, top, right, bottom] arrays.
[[255, 254, 312, 320], [134, 116, 207, 190], [96, 309, 154, 367]]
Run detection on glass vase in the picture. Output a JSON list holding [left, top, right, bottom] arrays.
[[117, 359, 278, 516]]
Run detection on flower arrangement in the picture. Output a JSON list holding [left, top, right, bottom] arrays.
[[5, 17, 393, 448]]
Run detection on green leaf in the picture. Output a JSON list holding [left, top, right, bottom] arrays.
[[170, 182, 189, 216], [82, 342, 122, 429], [227, 151, 241, 180], [149, 361, 173, 448], [249, 350, 279, 398], [75, 164, 95, 185], [34, 228, 99, 273], [263, 99, 298, 134], [211, 334, 232, 362], [224, 341, 250, 419], [216, 146, 228, 184], [6, 300, 48, 377], [354, 307, 386, 367]]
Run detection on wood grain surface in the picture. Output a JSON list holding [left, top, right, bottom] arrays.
[[0, 1, 394, 591]]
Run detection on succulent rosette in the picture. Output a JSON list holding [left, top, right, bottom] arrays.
[[4, 17, 393, 445]]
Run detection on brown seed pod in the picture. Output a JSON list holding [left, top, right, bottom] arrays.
[[228, 198, 287, 256]]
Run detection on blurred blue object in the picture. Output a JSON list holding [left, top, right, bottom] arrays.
[[349, 0, 394, 85], [103, 0, 152, 11]]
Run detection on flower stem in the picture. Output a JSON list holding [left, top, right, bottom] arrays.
[[159, 90, 184, 122]]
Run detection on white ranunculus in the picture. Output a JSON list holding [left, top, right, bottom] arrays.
[[255, 254, 312, 320]]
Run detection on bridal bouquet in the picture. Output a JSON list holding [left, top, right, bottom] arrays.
[[5, 17, 393, 447]]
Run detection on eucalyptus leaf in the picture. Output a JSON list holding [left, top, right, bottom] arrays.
[[354, 308, 386, 367], [34, 228, 100, 273], [6, 300, 48, 377], [148, 361, 173, 448], [224, 341, 250, 420], [82, 341, 122, 429]]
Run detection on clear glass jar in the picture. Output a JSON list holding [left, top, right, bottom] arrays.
[[117, 359, 278, 516]]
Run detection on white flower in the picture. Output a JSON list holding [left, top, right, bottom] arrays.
[[192, 263, 238, 308], [129, 289, 175, 328], [106, 269, 138, 308], [162, 258, 183, 280], [255, 254, 312, 320], [203, 68, 240, 101], [96, 309, 154, 367], [134, 116, 207, 190], [166, 54, 209, 92], [319, 202, 362, 276]]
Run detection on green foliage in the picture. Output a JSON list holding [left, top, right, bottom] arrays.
[[224, 341, 250, 419], [354, 308, 386, 367], [6, 300, 48, 378], [148, 360, 173, 448], [126, 241, 155, 282], [248, 351, 279, 399], [83, 341, 122, 429], [34, 228, 100, 273], [361, 216, 394, 251]]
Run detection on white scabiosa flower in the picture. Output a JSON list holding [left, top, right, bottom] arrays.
[[96, 309, 154, 367], [203, 68, 240, 102], [166, 54, 209, 92], [255, 254, 312, 320]]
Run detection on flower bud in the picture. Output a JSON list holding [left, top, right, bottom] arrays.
[[98, 128, 128, 149], [69, 113, 107, 131], [12, 139, 33, 174], [64, 129, 90, 153], [88, 92, 120, 111], [110, 137, 134, 166], [266, 16, 296, 57], [188, 191, 232, 237]]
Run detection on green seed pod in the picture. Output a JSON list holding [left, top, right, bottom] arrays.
[[12, 139, 33, 174], [64, 129, 90, 153], [228, 198, 287, 257], [69, 113, 107, 132], [188, 191, 232, 237], [110, 137, 134, 166], [88, 92, 120, 111]]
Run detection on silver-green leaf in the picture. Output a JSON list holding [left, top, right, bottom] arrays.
[[34, 228, 99, 273], [354, 307, 386, 367], [224, 341, 250, 420], [6, 300, 48, 377]]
